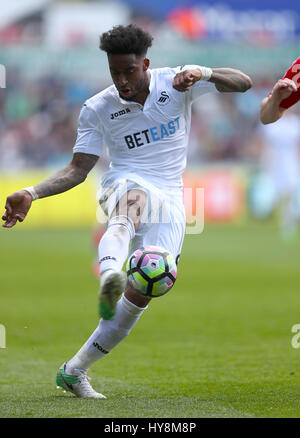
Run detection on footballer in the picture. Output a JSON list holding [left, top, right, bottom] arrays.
[[2, 25, 252, 398], [259, 57, 300, 238]]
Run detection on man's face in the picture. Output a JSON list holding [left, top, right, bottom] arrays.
[[108, 53, 149, 101]]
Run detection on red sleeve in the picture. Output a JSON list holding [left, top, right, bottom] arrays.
[[280, 57, 300, 109]]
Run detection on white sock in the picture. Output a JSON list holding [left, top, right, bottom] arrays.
[[98, 215, 135, 273], [66, 294, 147, 372]]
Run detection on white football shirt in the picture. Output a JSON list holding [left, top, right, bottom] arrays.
[[73, 65, 217, 190]]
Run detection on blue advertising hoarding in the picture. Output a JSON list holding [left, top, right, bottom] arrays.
[[124, 0, 300, 39]]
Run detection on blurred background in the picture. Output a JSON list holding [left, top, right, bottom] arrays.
[[1, 0, 300, 238]]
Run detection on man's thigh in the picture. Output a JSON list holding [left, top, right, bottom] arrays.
[[111, 189, 148, 231]]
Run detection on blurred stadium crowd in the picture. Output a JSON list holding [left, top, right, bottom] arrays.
[[0, 70, 104, 171], [0, 69, 278, 171], [1, 0, 300, 172]]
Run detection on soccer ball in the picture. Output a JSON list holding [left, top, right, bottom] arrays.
[[126, 245, 177, 297]]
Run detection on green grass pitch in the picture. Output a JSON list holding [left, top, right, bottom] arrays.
[[0, 224, 300, 418]]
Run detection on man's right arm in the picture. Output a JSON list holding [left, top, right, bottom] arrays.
[[2, 152, 98, 228], [34, 152, 98, 198]]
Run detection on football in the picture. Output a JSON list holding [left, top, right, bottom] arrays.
[[126, 245, 177, 297]]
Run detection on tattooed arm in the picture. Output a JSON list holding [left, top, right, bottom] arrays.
[[2, 153, 99, 228], [173, 67, 252, 93], [34, 153, 98, 198]]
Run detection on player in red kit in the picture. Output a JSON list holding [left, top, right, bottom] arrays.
[[259, 57, 300, 239]]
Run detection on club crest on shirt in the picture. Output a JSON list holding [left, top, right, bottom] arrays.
[[157, 91, 170, 106]]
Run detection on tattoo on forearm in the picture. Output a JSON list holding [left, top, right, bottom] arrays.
[[34, 153, 98, 199], [34, 166, 84, 198]]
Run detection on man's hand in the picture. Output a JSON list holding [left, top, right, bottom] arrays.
[[2, 152, 99, 229], [1, 153, 98, 229], [173, 67, 252, 93], [260, 78, 298, 124], [2, 190, 33, 228], [271, 78, 298, 102], [173, 69, 202, 92]]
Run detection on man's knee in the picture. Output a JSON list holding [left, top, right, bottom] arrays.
[[113, 189, 147, 231]]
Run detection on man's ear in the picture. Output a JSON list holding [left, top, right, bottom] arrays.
[[143, 58, 150, 71]]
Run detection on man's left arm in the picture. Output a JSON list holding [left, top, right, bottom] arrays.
[[173, 67, 252, 93], [209, 68, 252, 93]]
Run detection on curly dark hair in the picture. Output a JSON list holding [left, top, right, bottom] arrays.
[[100, 24, 153, 56]]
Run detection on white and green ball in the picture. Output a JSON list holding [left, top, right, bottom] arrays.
[[126, 246, 177, 298]]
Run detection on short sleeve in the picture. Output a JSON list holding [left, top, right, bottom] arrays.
[[177, 65, 217, 103], [73, 104, 103, 157]]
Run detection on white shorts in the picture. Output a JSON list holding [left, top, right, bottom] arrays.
[[99, 173, 186, 263]]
